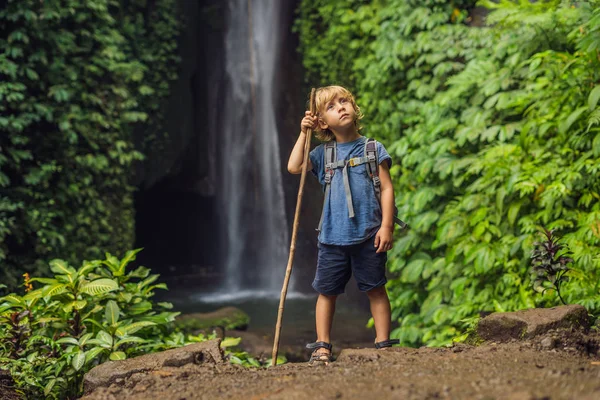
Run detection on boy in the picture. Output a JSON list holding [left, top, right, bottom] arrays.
[[287, 86, 399, 364]]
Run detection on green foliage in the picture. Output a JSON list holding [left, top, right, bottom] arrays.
[[297, 0, 600, 346], [0, 250, 192, 399], [219, 336, 287, 368], [530, 229, 573, 305], [0, 0, 182, 289]]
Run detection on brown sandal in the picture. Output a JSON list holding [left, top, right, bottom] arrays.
[[306, 341, 333, 364], [375, 339, 399, 349]]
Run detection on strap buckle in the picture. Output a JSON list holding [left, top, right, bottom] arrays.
[[367, 154, 376, 162], [348, 158, 359, 167]]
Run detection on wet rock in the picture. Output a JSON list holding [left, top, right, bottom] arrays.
[[175, 307, 250, 333], [477, 305, 589, 342], [83, 339, 224, 395], [451, 343, 469, 353], [540, 337, 557, 350]]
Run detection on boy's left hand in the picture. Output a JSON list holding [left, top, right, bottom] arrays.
[[374, 227, 393, 253]]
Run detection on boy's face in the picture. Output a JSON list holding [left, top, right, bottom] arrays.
[[318, 93, 356, 132]]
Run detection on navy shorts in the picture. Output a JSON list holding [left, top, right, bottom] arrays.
[[312, 234, 388, 295]]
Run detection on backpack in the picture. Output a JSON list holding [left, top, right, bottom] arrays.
[[317, 138, 408, 232]]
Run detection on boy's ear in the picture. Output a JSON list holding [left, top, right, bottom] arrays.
[[318, 118, 328, 130]]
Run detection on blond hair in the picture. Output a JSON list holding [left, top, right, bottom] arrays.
[[311, 85, 363, 142]]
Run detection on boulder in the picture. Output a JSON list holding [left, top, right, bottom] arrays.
[[477, 304, 589, 342], [175, 306, 250, 333], [83, 339, 223, 395]]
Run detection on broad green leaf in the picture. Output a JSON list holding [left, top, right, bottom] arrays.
[[589, 85, 600, 111], [57, 337, 79, 346], [0, 294, 25, 306], [507, 203, 521, 226], [44, 379, 56, 396], [23, 288, 44, 301], [42, 283, 68, 297], [147, 283, 168, 292], [115, 336, 146, 347], [49, 260, 77, 281], [79, 333, 94, 346], [97, 330, 113, 347], [105, 300, 120, 325], [84, 318, 105, 331], [78, 260, 101, 277], [115, 321, 156, 336], [103, 253, 120, 273], [220, 337, 242, 348], [402, 259, 426, 283], [129, 266, 151, 278], [29, 277, 59, 284], [72, 351, 86, 371], [117, 249, 142, 276], [63, 300, 87, 313], [85, 347, 106, 363], [80, 279, 118, 295], [117, 292, 133, 303], [559, 106, 587, 134], [109, 351, 126, 361], [73, 300, 87, 310], [142, 311, 179, 324], [128, 301, 153, 315], [138, 274, 159, 289]]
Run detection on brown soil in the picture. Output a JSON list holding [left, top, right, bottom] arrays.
[[0, 370, 19, 400], [81, 330, 600, 400]]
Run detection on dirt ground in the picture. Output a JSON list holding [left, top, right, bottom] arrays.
[[80, 331, 600, 400]]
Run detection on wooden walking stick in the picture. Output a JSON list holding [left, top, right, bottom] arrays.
[[271, 88, 316, 366]]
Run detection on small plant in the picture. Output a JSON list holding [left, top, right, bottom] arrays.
[[219, 337, 286, 368], [0, 250, 259, 398], [530, 228, 573, 305], [0, 250, 184, 399]]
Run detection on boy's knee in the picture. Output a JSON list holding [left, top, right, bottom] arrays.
[[366, 286, 387, 298], [318, 293, 338, 301]]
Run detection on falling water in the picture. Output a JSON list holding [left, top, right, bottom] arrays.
[[219, 0, 289, 295]]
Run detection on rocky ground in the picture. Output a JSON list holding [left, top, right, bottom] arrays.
[[78, 305, 600, 400], [2, 305, 600, 400]]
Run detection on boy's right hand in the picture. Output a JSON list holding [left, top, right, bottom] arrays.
[[301, 111, 318, 134]]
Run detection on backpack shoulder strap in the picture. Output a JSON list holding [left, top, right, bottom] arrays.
[[364, 138, 409, 230], [317, 141, 337, 232], [364, 138, 381, 201], [323, 141, 336, 184]]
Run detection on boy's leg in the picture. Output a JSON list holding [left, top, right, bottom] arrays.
[[314, 294, 337, 355], [311, 241, 351, 359], [351, 235, 393, 344], [366, 286, 392, 342]]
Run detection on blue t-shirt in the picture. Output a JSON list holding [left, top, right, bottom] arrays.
[[310, 136, 392, 246]]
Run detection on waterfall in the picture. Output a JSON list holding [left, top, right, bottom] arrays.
[[219, 0, 289, 294]]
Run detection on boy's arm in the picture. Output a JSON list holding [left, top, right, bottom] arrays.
[[288, 112, 318, 174], [287, 131, 313, 174], [374, 161, 394, 253]]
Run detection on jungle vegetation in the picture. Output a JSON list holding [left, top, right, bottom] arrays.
[[295, 0, 600, 346], [0, 0, 180, 289], [2, 0, 600, 397]]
